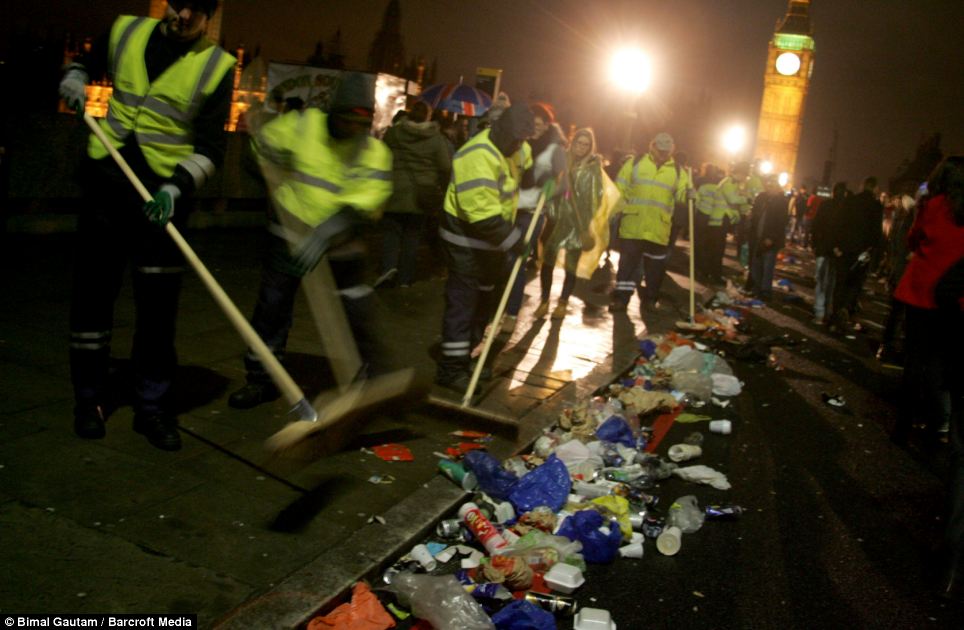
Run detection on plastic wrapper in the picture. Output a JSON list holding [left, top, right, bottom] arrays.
[[616, 388, 678, 416], [555, 510, 622, 564], [513, 507, 558, 535], [662, 345, 704, 372], [665, 495, 705, 534], [553, 439, 592, 469], [491, 599, 557, 630], [501, 530, 585, 572], [671, 371, 713, 401], [711, 373, 742, 396], [590, 495, 633, 540], [306, 581, 395, 630], [508, 454, 571, 513], [594, 416, 635, 447], [464, 450, 519, 501], [672, 465, 732, 490], [386, 573, 495, 630], [480, 554, 533, 590]]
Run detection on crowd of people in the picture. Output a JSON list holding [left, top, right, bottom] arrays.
[[56, 0, 962, 601]]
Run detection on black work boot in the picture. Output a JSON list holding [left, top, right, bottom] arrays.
[[73, 404, 106, 439], [435, 370, 471, 394], [228, 382, 280, 409], [133, 413, 181, 451]]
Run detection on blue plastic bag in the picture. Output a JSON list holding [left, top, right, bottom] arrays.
[[463, 450, 519, 501], [639, 339, 657, 358], [491, 599, 556, 630], [595, 415, 635, 447], [507, 454, 571, 513], [556, 510, 622, 563]]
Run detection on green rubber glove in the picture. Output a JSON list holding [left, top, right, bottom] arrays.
[[541, 178, 556, 200], [143, 184, 179, 227], [59, 67, 88, 119]]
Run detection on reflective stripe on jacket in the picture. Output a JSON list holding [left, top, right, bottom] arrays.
[[87, 16, 236, 178], [253, 109, 392, 226], [439, 130, 530, 281], [615, 153, 687, 244], [443, 130, 531, 226], [697, 182, 725, 226], [717, 176, 750, 224]]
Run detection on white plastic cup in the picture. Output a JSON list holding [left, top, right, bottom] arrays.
[[628, 512, 645, 530], [410, 543, 437, 571], [656, 526, 682, 556], [667, 443, 702, 462], [709, 419, 732, 435], [619, 541, 644, 559]]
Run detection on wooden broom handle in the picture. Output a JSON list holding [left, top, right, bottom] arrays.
[[83, 113, 310, 413]]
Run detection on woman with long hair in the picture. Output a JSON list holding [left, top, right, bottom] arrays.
[[534, 127, 605, 319]]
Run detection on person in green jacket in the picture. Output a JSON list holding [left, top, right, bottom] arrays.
[[537, 127, 605, 320], [227, 73, 393, 409], [378, 101, 452, 288]]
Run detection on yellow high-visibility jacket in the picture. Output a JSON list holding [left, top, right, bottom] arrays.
[[717, 176, 750, 224], [615, 153, 687, 245], [253, 109, 392, 226], [439, 129, 532, 281], [87, 15, 236, 178], [697, 182, 726, 227]]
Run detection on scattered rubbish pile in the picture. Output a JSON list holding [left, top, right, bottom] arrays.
[[310, 333, 746, 630]]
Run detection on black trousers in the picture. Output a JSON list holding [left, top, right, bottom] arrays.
[[244, 237, 379, 383], [830, 252, 865, 320], [539, 248, 581, 303], [70, 161, 184, 416], [438, 271, 499, 376]]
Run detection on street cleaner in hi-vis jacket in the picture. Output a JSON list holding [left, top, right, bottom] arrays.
[[435, 105, 535, 393]]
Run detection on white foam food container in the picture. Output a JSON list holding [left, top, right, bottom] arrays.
[[544, 563, 585, 594], [574, 607, 616, 630]]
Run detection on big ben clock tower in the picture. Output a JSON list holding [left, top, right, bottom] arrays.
[[754, 0, 814, 183]]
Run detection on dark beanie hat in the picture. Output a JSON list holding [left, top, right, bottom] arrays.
[[494, 105, 535, 141], [329, 72, 375, 114]]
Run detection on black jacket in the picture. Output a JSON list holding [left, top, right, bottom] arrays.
[[749, 191, 790, 251], [831, 190, 883, 254]]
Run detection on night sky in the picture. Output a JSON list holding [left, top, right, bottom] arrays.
[[7, 0, 964, 187]]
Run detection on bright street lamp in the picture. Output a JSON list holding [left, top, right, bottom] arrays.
[[610, 48, 652, 94], [722, 124, 747, 156], [759, 160, 774, 175], [778, 172, 790, 187]]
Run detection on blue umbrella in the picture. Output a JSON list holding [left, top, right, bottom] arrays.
[[419, 82, 492, 116]]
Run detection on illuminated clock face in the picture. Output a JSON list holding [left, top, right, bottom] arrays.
[[775, 52, 801, 76]]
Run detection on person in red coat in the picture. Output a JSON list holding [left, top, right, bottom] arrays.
[[892, 156, 964, 600]]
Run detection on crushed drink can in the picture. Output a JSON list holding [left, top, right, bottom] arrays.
[[705, 504, 744, 520], [524, 591, 578, 617], [642, 514, 665, 539], [436, 519, 463, 539]]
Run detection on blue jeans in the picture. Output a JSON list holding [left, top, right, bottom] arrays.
[[506, 209, 545, 316], [813, 255, 835, 319], [750, 247, 777, 299]]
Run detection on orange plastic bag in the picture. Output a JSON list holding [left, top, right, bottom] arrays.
[[307, 582, 396, 630]]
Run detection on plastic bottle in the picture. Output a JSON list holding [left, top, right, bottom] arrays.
[[459, 502, 508, 554]]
